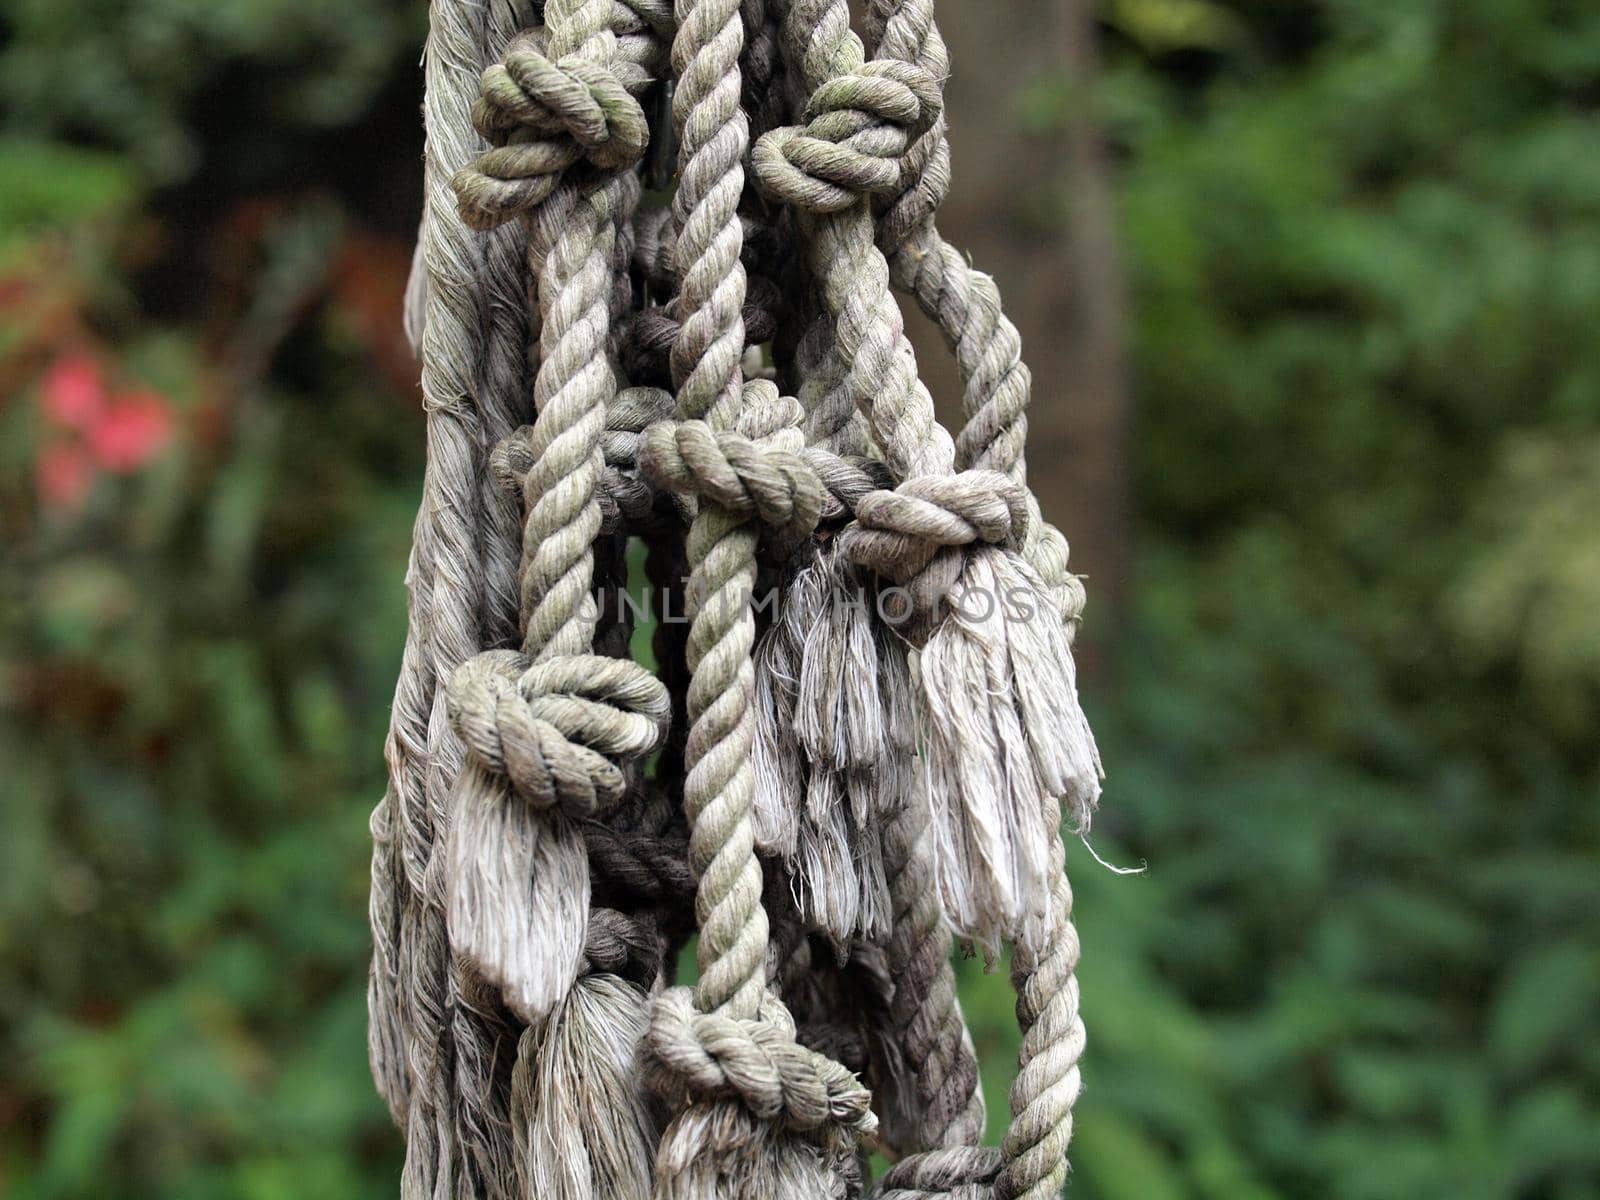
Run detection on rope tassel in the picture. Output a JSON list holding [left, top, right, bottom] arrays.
[[842, 484, 1101, 952], [752, 540, 899, 943], [513, 970, 662, 1200], [445, 651, 670, 1019]]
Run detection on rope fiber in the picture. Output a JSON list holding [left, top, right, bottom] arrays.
[[370, 0, 1104, 1195]]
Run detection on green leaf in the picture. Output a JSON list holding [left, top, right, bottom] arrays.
[[1490, 943, 1600, 1070], [0, 138, 136, 237], [1075, 1109, 1189, 1200]]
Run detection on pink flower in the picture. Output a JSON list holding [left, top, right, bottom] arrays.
[[41, 354, 107, 430], [32, 354, 177, 515], [88, 390, 175, 473], [37, 442, 95, 510]]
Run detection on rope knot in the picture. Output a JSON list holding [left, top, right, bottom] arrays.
[[646, 987, 877, 1137], [599, 386, 678, 532], [491, 387, 680, 535], [840, 469, 1029, 587], [753, 60, 943, 213], [447, 649, 671, 818], [453, 31, 651, 230], [875, 1147, 1004, 1200], [581, 907, 663, 985], [638, 382, 824, 552]]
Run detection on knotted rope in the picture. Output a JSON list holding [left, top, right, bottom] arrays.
[[374, 1, 1107, 1196], [756, 0, 1101, 958], [635, 4, 875, 1181], [453, 5, 674, 1198]]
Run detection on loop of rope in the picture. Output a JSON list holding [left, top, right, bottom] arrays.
[[860, 0, 1089, 643]]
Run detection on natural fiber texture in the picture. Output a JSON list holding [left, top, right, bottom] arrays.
[[757, 0, 1099, 959], [387, 2, 502, 1195], [512, 970, 661, 1200], [375, 1, 1106, 1196]]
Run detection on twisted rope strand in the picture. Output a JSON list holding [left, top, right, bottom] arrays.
[[392, 0, 503, 1192], [997, 812, 1083, 1200], [666, 0, 765, 1022], [880, 751, 986, 1153], [760, 0, 952, 484]]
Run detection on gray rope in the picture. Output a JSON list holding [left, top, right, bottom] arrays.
[[446, 6, 676, 1199], [376, 4, 1106, 1196], [877, 1148, 1003, 1200], [861, 0, 1084, 640], [996, 808, 1083, 1200], [395, 2, 502, 1194]]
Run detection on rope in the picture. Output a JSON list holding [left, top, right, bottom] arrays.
[[390, 2, 501, 1194], [856, 7, 1091, 1195], [374, 1, 1107, 1195], [861, 0, 1084, 641]]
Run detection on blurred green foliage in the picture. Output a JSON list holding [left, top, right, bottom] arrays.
[[1, 1, 1597, 1197], [979, 2, 1600, 1196], [1, 4, 424, 1194], [1, 0, 418, 181]]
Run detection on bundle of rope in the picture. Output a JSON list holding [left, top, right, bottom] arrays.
[[368, 1, 1103, 1196]]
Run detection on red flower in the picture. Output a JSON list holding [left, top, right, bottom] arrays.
[[41, 354, 107, 429], [37, 442, 95, 510], [32, 354, 177, 514], [88, 390, 175, 473]]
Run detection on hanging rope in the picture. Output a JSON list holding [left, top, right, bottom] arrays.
[[371, 0, 1104, 1196]]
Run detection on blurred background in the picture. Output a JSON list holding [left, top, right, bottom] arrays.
[[2, 1, 1598, 1196]]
